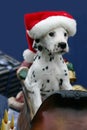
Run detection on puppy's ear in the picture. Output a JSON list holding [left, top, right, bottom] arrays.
[[33, 39, 43, 52], [33, 39, 40, 50], [33, 42, 37, 50], [35, 39, 40, 43]]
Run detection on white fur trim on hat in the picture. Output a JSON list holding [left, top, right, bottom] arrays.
[[23, 49, 35, 63], [28, 16, 76, 39]]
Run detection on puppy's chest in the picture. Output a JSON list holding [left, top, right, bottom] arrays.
[[33, 54, 67, 77]]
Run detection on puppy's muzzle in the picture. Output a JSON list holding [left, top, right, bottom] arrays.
[[58, 42, 66, 49]]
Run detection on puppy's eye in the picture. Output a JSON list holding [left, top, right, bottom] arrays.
[[49, 32, 55, 37], [35, 39, 40, 43], [64, 32, 68, 37]]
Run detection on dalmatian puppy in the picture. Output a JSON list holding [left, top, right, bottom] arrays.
[[24, 26, 72, 115]]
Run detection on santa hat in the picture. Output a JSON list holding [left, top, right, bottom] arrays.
[[23, 11, 77, 63]]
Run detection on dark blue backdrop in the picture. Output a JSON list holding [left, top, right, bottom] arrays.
[[0, 0, 87, 87]]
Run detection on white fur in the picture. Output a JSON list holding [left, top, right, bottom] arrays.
[[24, 27, 72, 116]]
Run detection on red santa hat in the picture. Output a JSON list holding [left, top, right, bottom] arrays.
[[23, 11, 77, 63]]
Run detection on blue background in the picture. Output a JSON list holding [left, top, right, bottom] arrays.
[[0, 0, 87, 87]]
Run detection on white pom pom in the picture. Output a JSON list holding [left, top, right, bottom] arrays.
[[23, 49, 35, 63]]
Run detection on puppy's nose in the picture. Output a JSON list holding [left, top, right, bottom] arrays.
[[58, 42, 66, 49]]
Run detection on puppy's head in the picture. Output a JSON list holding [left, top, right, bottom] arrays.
[[33, 27, 69, 54]]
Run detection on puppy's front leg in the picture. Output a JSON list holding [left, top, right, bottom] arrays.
[[61, 79, 72, 90], [24, 80, 42, 116], [29, 85, 42, 115]]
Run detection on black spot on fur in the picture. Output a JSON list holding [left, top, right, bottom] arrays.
[[33, 55, 38, 61], [45, 90, 51, 92], [32, 71, 35, 77], [49, 57, 54, 62], [47, 79, 50, 83], [46, 66, 48, 69], [35, 39, 40, 43], [42, 84, 44, 87], [32, 71, 34, 75], [33, 75, 35, 77], [65, 73, 68, 76], [38, 45, 43, 51], [42, 66, 48, 71], [38, 56, 41, 59], [33, 43, 37, 49], [49, 58, 52, 61], [42, 68, 45, 71], [48, 53, 52, 56], [59, 79, 63, 86]]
